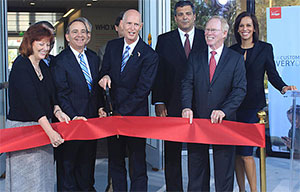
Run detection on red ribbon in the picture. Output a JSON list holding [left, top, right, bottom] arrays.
[[0, 116, 265, 153]]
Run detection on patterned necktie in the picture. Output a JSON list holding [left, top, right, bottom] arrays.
[[209, 51, 217, 82], [184, 33, 191, 58], [78, 53, 92, 91], [121, 45, 131, 72]]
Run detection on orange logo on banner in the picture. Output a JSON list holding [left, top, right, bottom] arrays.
[[270, 7, 281, 19]]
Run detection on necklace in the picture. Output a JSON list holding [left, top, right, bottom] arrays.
[[32, 64, 43, 79]]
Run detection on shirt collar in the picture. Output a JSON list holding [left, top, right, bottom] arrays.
[[208, 44, 224, 56], [69, 45, 85, 57], [178, 27, 195, 38], [123, 36, 139, 51]]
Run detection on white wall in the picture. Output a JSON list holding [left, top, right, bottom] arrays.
[[81, 7, 135, 53]]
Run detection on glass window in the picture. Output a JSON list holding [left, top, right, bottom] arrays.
[[7, 12, 63, 33]]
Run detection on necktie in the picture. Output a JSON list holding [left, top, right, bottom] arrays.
[[184, 33, 191, 58], [209, 51, 217, 82], [121, 45, 131, 72], [43, 57, 51, 67], [78, 53, 92, 91]]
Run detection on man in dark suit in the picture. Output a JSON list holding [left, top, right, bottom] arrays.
[[181, 16, 247, 191], [52, 19, 102, 191], [98, 9, 158, 191], [151, 1, 206, 191]]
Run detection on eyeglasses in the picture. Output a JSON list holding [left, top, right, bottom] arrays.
[[205, 28, 221, 33]]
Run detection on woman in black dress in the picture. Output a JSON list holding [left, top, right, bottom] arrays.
[[230, 12, 297, 192], [6, 24, 70, 191]]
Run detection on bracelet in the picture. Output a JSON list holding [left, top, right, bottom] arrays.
[[281, 86, 287, 94], [54, 109, 61, 115]]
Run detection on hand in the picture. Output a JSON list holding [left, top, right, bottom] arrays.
[[98, 75, 111, 90], [48, 130, 64, 148], [55, 110, 70, 124], [282, 85, 297, 94], [73, 116, 88, 121], [182, 108, 193, 124], [98, 107, 107, 118], [155, 104, 167, 117], [210, 110, 225, 124]]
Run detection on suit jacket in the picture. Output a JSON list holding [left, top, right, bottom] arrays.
[[182, 46, 247, 121], [230, 41, 287, 109], [152, 28, 206, 117], [52, 46, 101, 119], [100, 37, 158, 116]]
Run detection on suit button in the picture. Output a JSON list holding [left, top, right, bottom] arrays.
[[208, 90, 212, 94]]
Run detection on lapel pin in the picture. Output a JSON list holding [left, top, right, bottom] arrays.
[[137, 52, 141, 57]]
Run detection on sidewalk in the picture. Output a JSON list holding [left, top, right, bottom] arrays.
[[93, 155, 294, 191], [0, 152, 297, 191]]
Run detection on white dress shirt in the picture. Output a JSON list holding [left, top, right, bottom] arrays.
[[208, 44, 224, 66], [69, 45, 92, 75], [178, 27, 195, 49]]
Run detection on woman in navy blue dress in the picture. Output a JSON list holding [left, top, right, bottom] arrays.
[[230, 12, 297, 192]]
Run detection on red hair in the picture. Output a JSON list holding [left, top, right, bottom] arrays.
[[19, 24, 54, 57]]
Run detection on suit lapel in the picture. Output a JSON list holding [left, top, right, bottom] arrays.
[[110, 39, 124, 81], [85, 50, 97, 80], [116, 39, 124, 72], [121, 38, 144, 78], [245, 41, 262, 70], [210, 46, 229, 85], [172, 30, 187, 61], [66, 47, 90, 92], [200, 48, 210, 86]]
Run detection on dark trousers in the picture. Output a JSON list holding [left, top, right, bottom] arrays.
[[108, 136, 147, 191], [187, 143, 235, 192], [164, 141, 183, 191], [56, 140, 97, 191]]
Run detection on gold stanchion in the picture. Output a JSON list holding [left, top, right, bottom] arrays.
[[258, 110, 267, 192]]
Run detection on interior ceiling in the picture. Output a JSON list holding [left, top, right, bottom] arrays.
[[8, 0, 138, 13]]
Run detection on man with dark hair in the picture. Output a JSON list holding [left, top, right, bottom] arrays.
[[77, 17, 93, 45], [152, 1, 206, 191], [52, 18, 102, 191]]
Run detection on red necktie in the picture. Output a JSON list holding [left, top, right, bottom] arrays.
[[184, 33, 191, 58], [209, 51, 217, 82]]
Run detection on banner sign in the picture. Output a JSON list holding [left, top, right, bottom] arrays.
[[267, 6, 300, 153]]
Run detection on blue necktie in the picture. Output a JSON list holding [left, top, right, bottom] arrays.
[[78, 53, 92, 91], [43, 57, 51, 67], [121, 46, 130, 72]]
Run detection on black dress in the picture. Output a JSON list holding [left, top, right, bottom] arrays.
[[6, 55, 57, 191]]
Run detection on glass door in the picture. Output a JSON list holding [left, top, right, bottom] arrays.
[[140, 0, 171, 170], [0, 0, 8, 177]]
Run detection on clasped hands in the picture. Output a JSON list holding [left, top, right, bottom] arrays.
[[182, 108, 225, 124]]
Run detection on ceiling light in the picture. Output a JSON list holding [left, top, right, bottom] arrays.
[[92, 0, 98, 2], [86, 3, 92, 7], [30, 2, 35, 6], [217, 0, 228, 5], [63, 8, 75, 18]]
